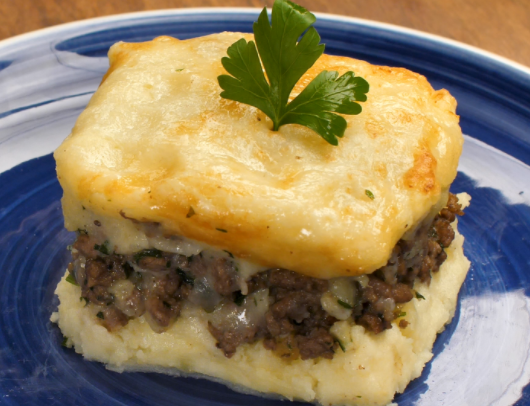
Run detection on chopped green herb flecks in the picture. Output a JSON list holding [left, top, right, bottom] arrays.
[[396, 311, 407, 318], [365, 189, 375, 200], [133, 248, 163, 263], [61, 336, 69, 347], [175, 68, 184, 72], [94, 240, 110, 255], [234, 291, 246, 306], [65, 274, 78, 286], [337, 299, 353, 309], [428, 228, 438, 239], [177, 269, 195, 286], [217, 0, 368, 146], [96, 312, 104, 320], [216, 228, 228, 233], [335, 338, 346, 352], [186, 206, 195, 218], [123, 263, 134, 279], [224, 250, 234, 258], [415, 291, 426, 300]]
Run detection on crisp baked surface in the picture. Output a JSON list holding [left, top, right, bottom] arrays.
[[54, 32, 463, 278], [52, 207, 470, 406]]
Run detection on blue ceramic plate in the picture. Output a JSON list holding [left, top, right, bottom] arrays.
[[1, 9, 530, 406]]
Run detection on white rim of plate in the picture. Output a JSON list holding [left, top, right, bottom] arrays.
[[1, 7, 529, 77]]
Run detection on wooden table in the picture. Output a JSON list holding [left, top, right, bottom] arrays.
[[1, 0, 529, 68]]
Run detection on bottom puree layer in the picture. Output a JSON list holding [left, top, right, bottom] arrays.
[[52, 198, 470, 406]]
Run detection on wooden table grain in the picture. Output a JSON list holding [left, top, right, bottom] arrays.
[[1, 0, 529, 68]]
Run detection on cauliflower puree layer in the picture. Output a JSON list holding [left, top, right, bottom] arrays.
[[52, 195, 470, 406]]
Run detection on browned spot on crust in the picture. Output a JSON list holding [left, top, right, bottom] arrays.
[[403, 146, 439, 194], [77, 174, 102, 200], [432, 88, 457, 112], [99, 57, 121, 86], [365, 117, 385, 139], [374, 163, 388, 179], [433, 89, 451, 103], [99, 46, 136, 86], [371, 65, 424, 83], [218, 97, 243, 112], [341, 206, 354, 217], [100, 37, 180, 86], [390, 110, 413, 125]]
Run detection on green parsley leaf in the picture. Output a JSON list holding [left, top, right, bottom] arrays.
[[216, 228, 228, 233], [396, 311, 407, 318], [61, 336, 69, 347], [96, 311, 105, 320], [217, 0, 368, 145]]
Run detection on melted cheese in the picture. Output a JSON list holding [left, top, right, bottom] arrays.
[[54, 33, 463, 278]]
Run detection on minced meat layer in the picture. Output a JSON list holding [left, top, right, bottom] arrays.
[[67, 193, 463, 360]]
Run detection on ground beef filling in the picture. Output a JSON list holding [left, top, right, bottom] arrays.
[[67, 194, 463, 360]]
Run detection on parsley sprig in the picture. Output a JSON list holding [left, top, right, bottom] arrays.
[[217, 0, 369, 145]]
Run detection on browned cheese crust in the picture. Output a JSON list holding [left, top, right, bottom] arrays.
[[54, 33, 463, 279]]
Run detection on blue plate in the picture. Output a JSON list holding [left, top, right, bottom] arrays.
[[1, 9, 530, 406]]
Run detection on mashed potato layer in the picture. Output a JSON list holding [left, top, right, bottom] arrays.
[[52, 196, 470, 406]]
